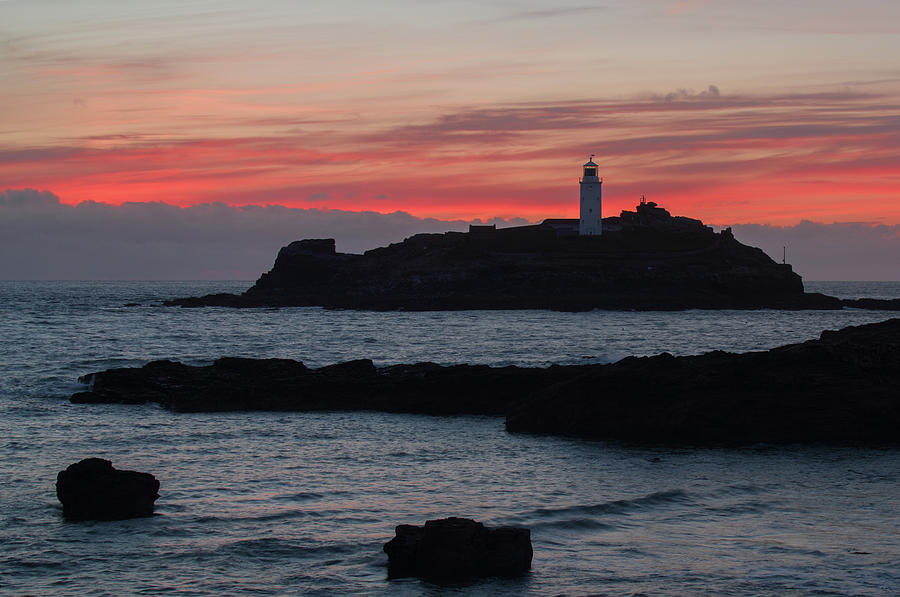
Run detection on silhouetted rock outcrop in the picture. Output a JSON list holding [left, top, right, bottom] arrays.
[[165, 206, 858, 311], [603, 199, 707, 232], [383, 517, 533, 578], [70, 319, 900, 444], [841, 298, 900, 311], [71, 357, 580, 414], [506, 318, 900, 444], [56, 458, 160, 521]]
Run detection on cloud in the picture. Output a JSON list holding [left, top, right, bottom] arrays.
[[1, 88, 898, 225], [1, 189, 894, 281], [653, 85, 721, 102], [474, 5, 606, 25], [369, 89, 899, 158], [730, 221, 900, 281], [0, 187, 60, 209], [0, 189, 525, 280]]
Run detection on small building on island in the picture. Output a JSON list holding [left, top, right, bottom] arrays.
[[538, 158, 706, 237]]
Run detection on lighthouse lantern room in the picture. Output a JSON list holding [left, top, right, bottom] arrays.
[[579, 156, 602, 235]]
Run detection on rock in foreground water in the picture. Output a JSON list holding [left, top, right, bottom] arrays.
[[384, 517, 533, 578], [70, 319, 900, 444], [56, 458, 160, 520], [71, 357, 577, 414], [506, 318, 900, 443]]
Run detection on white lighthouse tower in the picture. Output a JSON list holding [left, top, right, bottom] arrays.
[[579, 156, 602, 235]]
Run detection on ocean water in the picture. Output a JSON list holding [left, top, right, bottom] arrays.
[[1, 280, 899, 596]]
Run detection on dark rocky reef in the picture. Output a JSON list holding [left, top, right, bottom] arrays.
[[842, 298, 900, 311], [70, 319, 900, 445], [507, 318, 900, 444], [165, 204, 858, 311], [56, 458, 160, 521], [383, 517, 533, 579], [71, 357, 579, 414]]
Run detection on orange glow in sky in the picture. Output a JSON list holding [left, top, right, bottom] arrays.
[[2, 1, 899, 226]]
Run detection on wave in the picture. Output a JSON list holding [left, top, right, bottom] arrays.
[[528, 517, 615, 532], [189, 537, 375, 563], [501, 489, 692, 532], [273, 491, 325, 502], [525, 489, 691, 519]]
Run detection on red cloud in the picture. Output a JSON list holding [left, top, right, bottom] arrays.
[[2, 90, 898, 224]]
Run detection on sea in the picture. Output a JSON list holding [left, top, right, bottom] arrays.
[[1, 280, 899, 596]]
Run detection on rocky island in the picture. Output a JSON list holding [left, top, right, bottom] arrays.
[[72, 318, 900, 444], [164, 201, 896, 311]]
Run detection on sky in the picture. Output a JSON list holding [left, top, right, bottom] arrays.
[[2, 0, 899, 279]]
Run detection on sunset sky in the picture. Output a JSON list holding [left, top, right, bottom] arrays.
[[2, 0, 899, 225]]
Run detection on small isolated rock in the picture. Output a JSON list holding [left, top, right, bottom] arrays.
[[56, 458, 160, 521], [384, 516, 532, 578]]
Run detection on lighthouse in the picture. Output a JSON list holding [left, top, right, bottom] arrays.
[[579, 156, 602, 235]]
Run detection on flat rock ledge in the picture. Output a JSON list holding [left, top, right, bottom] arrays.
[[384, 517, 533, 579], [56, 458, 160, 521], [70, 318, 900, 445], [506, 317, 900, 443], [71, 358, 575, 415]]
